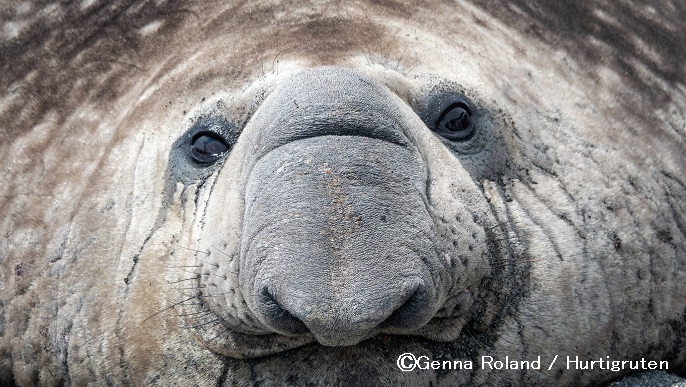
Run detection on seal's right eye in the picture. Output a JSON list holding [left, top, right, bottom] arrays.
[[191, 132, 230, 164], [435, 101, 474, 141]]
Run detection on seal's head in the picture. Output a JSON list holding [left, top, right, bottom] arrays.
[[1, 1, 685, 386]]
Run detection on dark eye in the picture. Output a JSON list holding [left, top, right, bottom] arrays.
[[191, 132, 230, 164], [435, 101, 474, 141]]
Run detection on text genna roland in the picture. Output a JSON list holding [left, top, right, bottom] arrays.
[[403, 355, 669, 371]]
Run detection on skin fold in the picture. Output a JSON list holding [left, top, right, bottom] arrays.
[[1, 1, 684, 386]]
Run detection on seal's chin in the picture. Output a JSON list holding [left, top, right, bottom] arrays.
[[192, 328, 461, 360]]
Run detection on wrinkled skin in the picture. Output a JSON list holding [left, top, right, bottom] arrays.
[[1, 1, 685, 386]]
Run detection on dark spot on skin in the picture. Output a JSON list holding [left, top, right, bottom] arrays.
[[627, 175, 638, 188], [657, 230, 672, 244], [609, 231, 622, 250], [15, 263, 24, 276]]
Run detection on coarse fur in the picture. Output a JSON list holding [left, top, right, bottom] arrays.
[[1, 0, 685, 386]]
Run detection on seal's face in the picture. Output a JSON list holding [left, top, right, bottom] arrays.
[[151, 63, 531, 384], [2, 1, 685, 386], [170, 66, 520, 358]]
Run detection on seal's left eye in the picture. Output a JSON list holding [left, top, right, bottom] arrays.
[[191, 132, 230, 164]]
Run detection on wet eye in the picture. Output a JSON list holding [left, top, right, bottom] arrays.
[[435, 101, 474, 141], [191, 132, 230, 164]]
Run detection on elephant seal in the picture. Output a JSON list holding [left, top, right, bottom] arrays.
[[1, 0, 685, 386]]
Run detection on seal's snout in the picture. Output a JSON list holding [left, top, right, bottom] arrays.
[[239, 135, 447, 346], [236, 67, 451, 346], [255, 278, 432, 346]]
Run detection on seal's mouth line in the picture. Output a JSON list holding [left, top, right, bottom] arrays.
[[224, 330, 449, 360]]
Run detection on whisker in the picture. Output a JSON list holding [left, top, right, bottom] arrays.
[[176, 310, 214, 318], [176, 285, 207, 290], [183, 319, 222, 329], [139, 296, 197, 326], [402, 64, 417, 76], [166, 276, 201, 284], [172, 243, 210, 256], [175, 268, 204, 276], [209, 325, 234, 342], [395, 43, 409, 71]]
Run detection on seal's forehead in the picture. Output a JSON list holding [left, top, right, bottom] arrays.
[[2, 0, 684, 147]]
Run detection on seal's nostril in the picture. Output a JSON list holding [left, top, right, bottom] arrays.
[[258, 287, 308, 335], [382, 282, 428, 329]]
